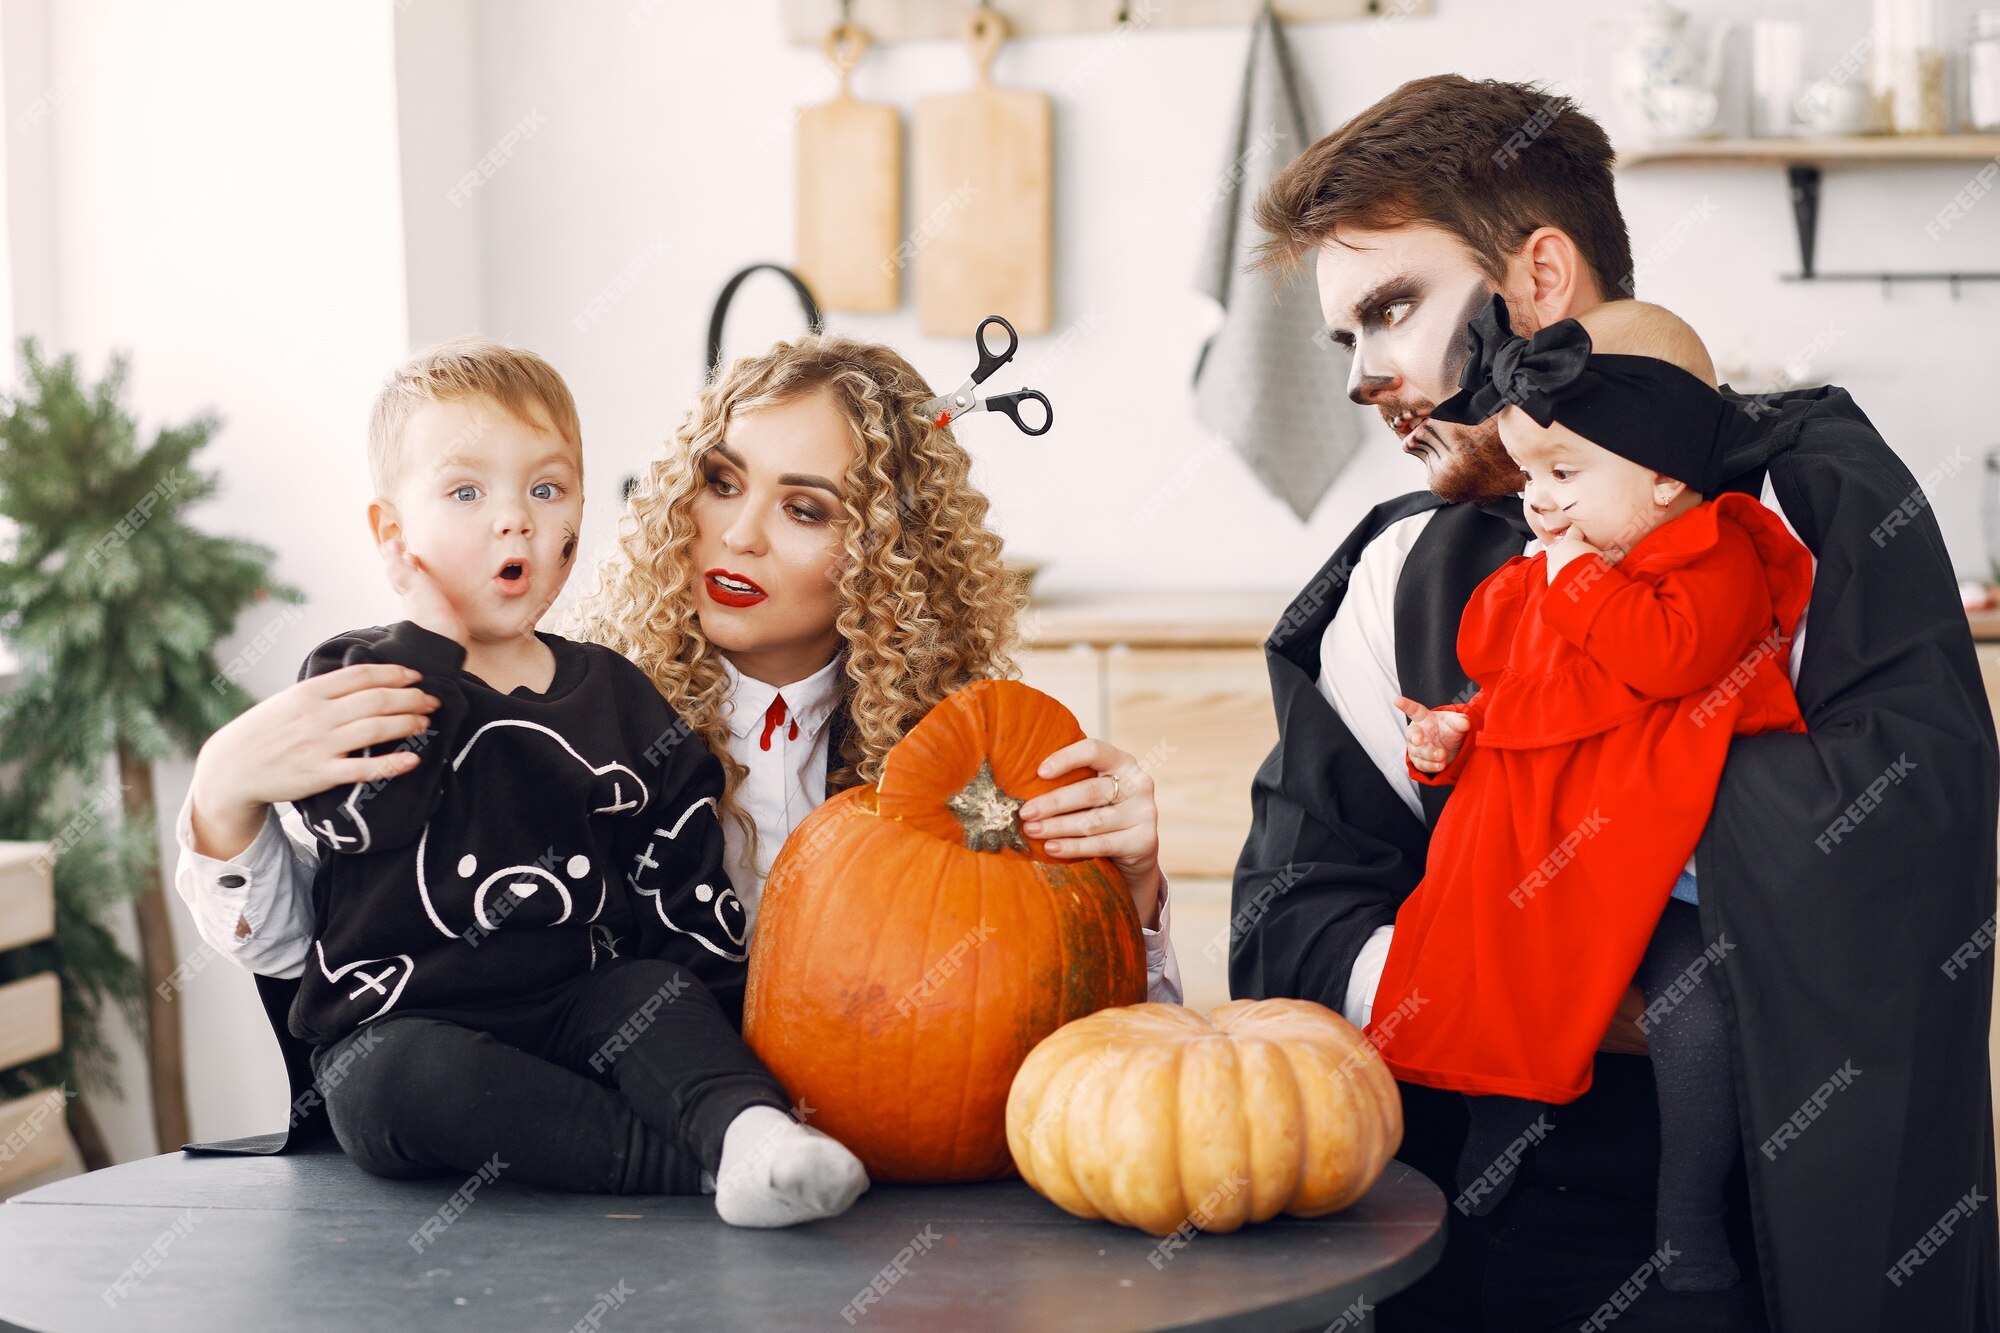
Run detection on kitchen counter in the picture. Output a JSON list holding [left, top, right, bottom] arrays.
[[1020, 588, 1294, 650]]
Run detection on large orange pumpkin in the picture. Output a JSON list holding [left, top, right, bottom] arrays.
[[742, 679, 1148, 1182], [1006, 999, 1403, 1235]]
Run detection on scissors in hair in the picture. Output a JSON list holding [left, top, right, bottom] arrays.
[[919, 314, 1053, 436]]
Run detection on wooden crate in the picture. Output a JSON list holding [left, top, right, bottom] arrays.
[[0, 1087, 71, 1182], [0, 842, 55, 953], [0, 840, 73, 1190]]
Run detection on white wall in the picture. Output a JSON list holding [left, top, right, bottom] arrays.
[[4, 0, 410, 1153], [395, 0, 484, 346], [8, 0, 1999, 1153]]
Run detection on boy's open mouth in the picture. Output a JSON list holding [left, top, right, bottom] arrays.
[[493, 558, 530, 593]]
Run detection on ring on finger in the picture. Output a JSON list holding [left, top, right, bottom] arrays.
[[1108, 772, 1123, 804]]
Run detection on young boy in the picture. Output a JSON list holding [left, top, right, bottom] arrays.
[[289, 337, 868, 1226]]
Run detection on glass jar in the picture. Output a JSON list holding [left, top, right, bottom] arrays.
[[1971, 9, 2000, 132], [1871, 0, 1947, 134]]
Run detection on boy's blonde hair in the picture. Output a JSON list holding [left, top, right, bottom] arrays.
[[367, 336, 583, 493], [565, 333, 1019, 866], [1575, 300, 1717, 388]]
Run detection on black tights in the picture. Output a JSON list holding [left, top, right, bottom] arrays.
[[311, 958, 790, 1195], [1457, 902, 1740, 1289]]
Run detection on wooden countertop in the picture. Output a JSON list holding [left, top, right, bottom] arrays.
[[1020, 589, 1295, 649], [1021, 592, 2000, 649]]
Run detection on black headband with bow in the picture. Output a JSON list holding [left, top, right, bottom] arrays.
[[1430, 294, 1732, 495]]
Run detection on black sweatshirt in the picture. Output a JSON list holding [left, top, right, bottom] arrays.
[[287, 622, 748, 1046]]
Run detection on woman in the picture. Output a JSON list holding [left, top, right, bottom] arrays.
[[175, 335, 1181, 1168]]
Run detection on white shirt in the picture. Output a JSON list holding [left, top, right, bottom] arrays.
[[717, 654, 844, 931], [1321, 479, 1809, 1028], [175, 658, 1184, 1003]]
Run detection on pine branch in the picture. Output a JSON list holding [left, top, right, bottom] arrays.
[[0, 339, 299, 1150]]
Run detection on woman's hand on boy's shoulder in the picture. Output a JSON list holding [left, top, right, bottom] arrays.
[[190, 662, 441, 855]]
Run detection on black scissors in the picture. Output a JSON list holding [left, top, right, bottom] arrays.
[[919, 314, 1053, 436]]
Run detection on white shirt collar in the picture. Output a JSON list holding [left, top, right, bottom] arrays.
[[720, 653, 844, 742]]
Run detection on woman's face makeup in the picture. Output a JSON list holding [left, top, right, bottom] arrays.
[[689, 386, 854, 687], [1314, 224, 1528, 503]]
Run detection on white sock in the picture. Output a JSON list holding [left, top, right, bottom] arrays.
[[712, 1104, 869, 1228]]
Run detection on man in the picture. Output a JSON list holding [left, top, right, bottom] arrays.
[[1232, 74, 1998, 1331]]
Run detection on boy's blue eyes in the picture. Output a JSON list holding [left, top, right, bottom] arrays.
[[449, 482, 565, 502]]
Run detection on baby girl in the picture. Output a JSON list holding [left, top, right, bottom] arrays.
[[1372, 296, 1813, 1292]]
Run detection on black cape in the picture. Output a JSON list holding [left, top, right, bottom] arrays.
[[1233, 384, 1999, 1331]]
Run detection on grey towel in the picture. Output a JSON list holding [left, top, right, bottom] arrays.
[[1192, 4, 1363, 522]]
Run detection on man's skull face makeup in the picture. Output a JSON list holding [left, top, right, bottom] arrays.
[[1313, 224, 1529, 504]]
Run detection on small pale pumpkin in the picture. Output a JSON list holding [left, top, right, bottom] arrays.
[[743, 679, 1147, 1182], [1005, 999, 1403, 1236]]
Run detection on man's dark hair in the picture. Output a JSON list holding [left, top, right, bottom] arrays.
[[1255, 75, 1634, 300]]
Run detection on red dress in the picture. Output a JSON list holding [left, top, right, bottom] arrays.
[[1366, 492, 1813, 1101]]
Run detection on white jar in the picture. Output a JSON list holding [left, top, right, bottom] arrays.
[[1972, 9, 2000, 132], [1871, 0, 1947, 133]]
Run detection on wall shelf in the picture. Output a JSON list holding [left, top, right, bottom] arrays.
[[779, 0, 1431, 44], [1620, 133, 2000, 167], [1620, 135, 2000, 294]]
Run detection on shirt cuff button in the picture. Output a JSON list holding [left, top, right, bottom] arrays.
[[218, 873, 247, 889]]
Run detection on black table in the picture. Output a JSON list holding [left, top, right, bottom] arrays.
[[0, 1144, 1444, 1332]]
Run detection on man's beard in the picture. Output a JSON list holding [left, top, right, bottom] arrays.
[[1422, 418, 1525, 504]]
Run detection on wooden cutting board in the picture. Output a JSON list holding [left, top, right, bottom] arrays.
[[795, 23, 901, 313], [913, 8, 1052, 336]]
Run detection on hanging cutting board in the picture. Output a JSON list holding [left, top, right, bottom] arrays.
[[795, 23, 902, 313], [913, 8, 1052, 336]]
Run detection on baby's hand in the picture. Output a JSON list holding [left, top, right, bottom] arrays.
[[1393, 695, 1472, 774], [1543, 526, 1604, 584], [382, 537, 468, 646]]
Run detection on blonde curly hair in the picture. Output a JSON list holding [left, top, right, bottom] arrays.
[[564, 333, 1021, 861]]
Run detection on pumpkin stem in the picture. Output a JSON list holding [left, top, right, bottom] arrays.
[[946, 758, 1031, 853]]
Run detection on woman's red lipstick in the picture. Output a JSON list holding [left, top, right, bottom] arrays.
[[704, 568, 768, 608]]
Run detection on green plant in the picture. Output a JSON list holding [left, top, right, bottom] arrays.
[[0, 340, 299, 1163]]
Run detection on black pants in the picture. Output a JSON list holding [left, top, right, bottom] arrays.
[[1381, 1055, 1770, 1333], [310, 958, 791, 1195]]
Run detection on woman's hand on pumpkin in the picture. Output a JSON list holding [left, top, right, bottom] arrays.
[[1018, 738, 1163, 930]]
